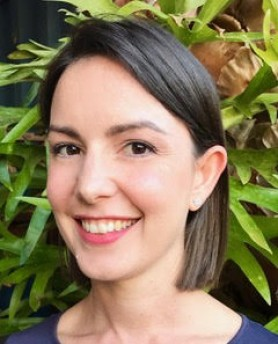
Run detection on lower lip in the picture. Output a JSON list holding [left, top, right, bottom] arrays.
[[77, 222, 136, 245]]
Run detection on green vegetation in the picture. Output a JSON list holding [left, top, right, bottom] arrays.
[[0, 0, 277, 336]]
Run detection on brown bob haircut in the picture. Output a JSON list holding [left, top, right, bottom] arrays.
[[40, 17, 229, 290]]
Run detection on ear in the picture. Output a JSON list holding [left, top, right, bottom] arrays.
[[189, 145, 227, 211]]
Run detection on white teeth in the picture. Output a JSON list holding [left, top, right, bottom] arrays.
[[84, 222, 90, 232], [92, 223, 98, 233], [99, 223, 106, 234], [107, 221, 114, 232], [81, 219, 137, 234], [115, 220, 122, 231]]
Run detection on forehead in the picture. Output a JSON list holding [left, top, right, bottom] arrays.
[[53, 56, 148, 103], [50, 56, 190, 139]]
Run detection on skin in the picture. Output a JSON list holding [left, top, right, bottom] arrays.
[[46, 56, 241, 343]]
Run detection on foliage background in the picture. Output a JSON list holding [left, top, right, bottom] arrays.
[[0, 0, 277, 336]]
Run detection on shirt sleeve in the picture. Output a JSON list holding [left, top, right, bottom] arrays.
[[4, 313, 61, 344], [229, 315, 278, 343]]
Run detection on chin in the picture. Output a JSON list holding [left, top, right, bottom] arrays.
[[77, 261, 132, 284]]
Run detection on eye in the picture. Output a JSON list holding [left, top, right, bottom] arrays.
[[52, 143, 81, 157], [124, 141, 155, 156]]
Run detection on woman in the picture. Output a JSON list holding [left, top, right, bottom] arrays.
[[6, 17, 278, 343]]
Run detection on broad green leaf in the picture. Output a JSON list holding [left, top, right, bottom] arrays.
[[177, 0, 206, 13], [158, 0, 175, 13], [51, 0, 118, 15], [230, 215, 278, 268], [249, 9, 278, 76], [230, 177, 278, 213], [58, 282, 80, 298], [26, 244, 62, 266], [221, 105, 244, 130], [0, 238, 24, 255], [0, 69, 36, 87], [20, 207, 52, 265], [263, 0, 278, 29], [8, 51, 35, 60], [252, 44, 278, 76], [0, 143, 45, 159], [59, 8, 90, 26], [0, 221, 17, 240], [263, 9, 272, 50], [28, 39, 56, 51], [226, 92, 278, 126], [9, 49, 55, 60], [16, 197, 51, 210], [265, 316, 278, 334], [12, 41, 54, 54], [228, 148, 278, 187], [0, 263, 53, 284], [0, 107, 29, 127], [0, 159, 13, 191], [1, 106, 40, 144], [50, 299, 69, 312], [8, 41, 55, 60], [234, 64, 278, 114], [258, 101, 278, 124], [167, 15, 217, 46], [0, 317, 43, 336], [29, 269, 54, 311], [8, 281, 28, 320], [254, 93, 278, 124], [5, 152, 43, 221], [193, 0, 234, 31], [0, 265, 36, 284], [22, 83, 40, 107], [223, 31, 264, 43], [264, 243, 278, 268], [229, 198, 271, 252], [33, 68, 46, 80], [253, 216, 278, 239], [118, 1, 168, 20], [0, 63, 18, 80], [166, 16, 193, 46], [185, 19, 217, 44], [0, 257, 20, 273], [227, 236, 271, 305], [0, 58, 52, 86], [264, 0, 278, 32], [159, 0, 206, 14], [0, 127, 5, 140]]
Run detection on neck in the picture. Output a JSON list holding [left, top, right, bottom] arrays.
[[83, 277, 200, 333]]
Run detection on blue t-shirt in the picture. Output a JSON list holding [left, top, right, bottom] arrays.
[[5, 313, 278, 343]]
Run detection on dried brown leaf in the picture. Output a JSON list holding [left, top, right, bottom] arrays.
[[263, 123, 278, 148], [191, 41, 242, 82], [227, 0, 264, 32], [217, 46, 262, 98]]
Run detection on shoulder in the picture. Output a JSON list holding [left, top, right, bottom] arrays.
[[229, 315, 278, 343], [4, 313, 62, 344]]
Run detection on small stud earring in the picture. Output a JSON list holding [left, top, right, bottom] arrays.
[[191, 198, 202, 209]]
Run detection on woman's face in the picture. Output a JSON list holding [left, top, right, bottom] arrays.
[[47, 57, 205, 284]]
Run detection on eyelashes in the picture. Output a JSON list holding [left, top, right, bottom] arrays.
[[123, 140, 157, 156], [49, 140, 157, 159], [50, 143, 81, 157]]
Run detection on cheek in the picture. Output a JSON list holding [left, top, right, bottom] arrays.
[[46, 164, 76, 210], [123, 162, 194, 213]]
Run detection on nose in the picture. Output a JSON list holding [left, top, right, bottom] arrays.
[[75, 151, 118, 204]]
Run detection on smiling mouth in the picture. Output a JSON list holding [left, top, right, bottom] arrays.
[[80, 219, 139, 235]]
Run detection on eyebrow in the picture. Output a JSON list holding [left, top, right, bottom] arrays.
[[106, 120, 167, 136], [47, 125, 82, 140], [48, 120, 167, 139]]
